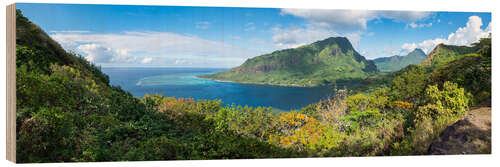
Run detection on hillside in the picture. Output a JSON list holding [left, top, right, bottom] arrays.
[[346, 38, 491, 154], [421, 43, 479, 67], [428, 100, 491, 155], [202, 37, 378, 87], [373, 48, 426, 72], [15, 10, 295, 162]]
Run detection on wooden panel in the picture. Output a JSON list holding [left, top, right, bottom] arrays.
[[6, 3, 16, 163]]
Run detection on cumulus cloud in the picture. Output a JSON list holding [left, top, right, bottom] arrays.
[[378, 11, 432, 23], [280, 9, 432, 30], [273, 9, 432, 50], [271, 24, 364, 50], [401, 16, 491, 54], [77, 43, 136, 63], [51, 31, 257, 67], [280, 9, 376, 30], [272, 25, 333, 49], [401, 38, 446, 54]]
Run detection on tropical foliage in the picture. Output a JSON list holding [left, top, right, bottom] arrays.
[[15, 9, 491, 163]]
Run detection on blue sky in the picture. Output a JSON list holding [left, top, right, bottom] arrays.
[[17, 3, 491, 67]]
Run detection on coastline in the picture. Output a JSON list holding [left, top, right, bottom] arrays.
[[197, 75, 316, 87], [197, 75, 362, 88]]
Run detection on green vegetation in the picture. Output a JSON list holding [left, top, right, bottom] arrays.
[[202, 37, 378, 87], [15, 9, 491, 163], [422, 43, 479, 68], [373, 48, 427, 72]]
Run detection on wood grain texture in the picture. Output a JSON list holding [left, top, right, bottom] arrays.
[[6, 3, 16, 163]]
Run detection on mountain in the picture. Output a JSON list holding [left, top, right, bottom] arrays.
[[354, 41, 488, 96], [351, 38, 491, 154], [202, 37, 378, 87], [373, 48, 426, 72], [421, 43, 479, 67], [15, 9, 110, 85]]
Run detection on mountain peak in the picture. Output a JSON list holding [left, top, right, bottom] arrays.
[[203, 36, 376, 86], [313, 37, 353, 52], [422, 43, 478, 67], [324, 36, 349, 42], [373, 47, 427, 72], [412, 48, 425, 54]]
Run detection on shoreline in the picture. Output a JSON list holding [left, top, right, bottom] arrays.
[[197, 75, 362, 88], [197, 75, 315, 87]]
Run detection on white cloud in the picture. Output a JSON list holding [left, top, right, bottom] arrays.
[[195, 21, 211, 30], [401, 38, 446, 54], [281, 9, 376, 30], [77, 43, 136, 63], [378, 11, 432, 23], [274, 9, 432, 51], [51, 31, 258, 67], [141, 57, 153, 64], [271, 25, 333, 49], [408, 22, 432, 29], [271, 24, 364, 50], [401, 16, 491, 54], [280, 9, 431, 30], [485, 23, 492, 32]]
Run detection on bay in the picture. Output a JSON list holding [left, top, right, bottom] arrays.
[[101, 67, 359, 111]]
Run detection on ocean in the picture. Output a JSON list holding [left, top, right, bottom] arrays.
[[101, 67, 358, 111]]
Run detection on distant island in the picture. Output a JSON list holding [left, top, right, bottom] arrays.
[[201, 37, 378, 87]]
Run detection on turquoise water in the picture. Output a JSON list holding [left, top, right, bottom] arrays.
[[102, 67, 359, 111], [136, 72, 217, 86]]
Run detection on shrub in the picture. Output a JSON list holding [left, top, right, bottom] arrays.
[[391, 65, 428, 104], [409, 81, 472, 154]]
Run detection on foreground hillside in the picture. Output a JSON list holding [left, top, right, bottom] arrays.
[[203, 37, 378, 87], [16, 10, 294, 162], [373, 48, 426, 72], [428, 100, 491, 154], [16, 9, 491, 163]]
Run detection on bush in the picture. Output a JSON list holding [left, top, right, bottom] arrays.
[[391, 65, 428, 104], [408, 81, 472, 154]]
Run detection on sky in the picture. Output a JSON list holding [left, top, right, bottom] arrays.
[[17, 3, 491, 68]]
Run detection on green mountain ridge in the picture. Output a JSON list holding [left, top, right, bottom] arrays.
[[353, 42, 483, 95], [421, 43, 479, 67], [202, 37, 378, 87], [373, 48, 427, 72]]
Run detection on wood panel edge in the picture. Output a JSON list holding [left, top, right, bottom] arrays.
[[6, 3, 17, 163]]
